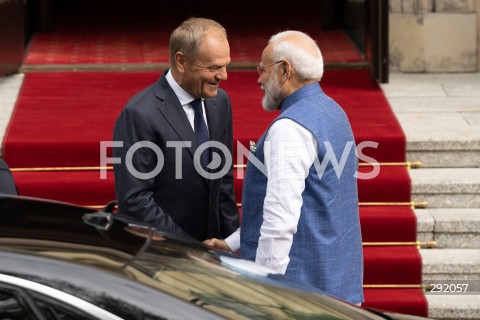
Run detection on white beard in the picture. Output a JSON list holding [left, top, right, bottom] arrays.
[[261, 71, 283, 112]]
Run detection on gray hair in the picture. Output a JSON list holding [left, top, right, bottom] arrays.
[[169, 18, 227, 65], [269, 30, 324, 81]]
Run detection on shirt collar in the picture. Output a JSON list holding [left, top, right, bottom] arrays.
[[165, 69, 197, 106]]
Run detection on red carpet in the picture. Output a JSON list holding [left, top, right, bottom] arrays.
[[3, 69, 427, 317], [24, 2, 362, 65], [25, 25, 360, 65], [234, 166, 411, 204], [3, 70, 405, 168], [363, 289, 428, 316]]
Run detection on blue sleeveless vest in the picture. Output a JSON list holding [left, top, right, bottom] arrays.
[[240, 82, 364, 304]]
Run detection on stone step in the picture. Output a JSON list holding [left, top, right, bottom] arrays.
[[408, 147, 480, 169], [403, 112, 480, 168], [421, 249, 480, 319], [427, 295, 480, 320], [416, 208, 480, 248], [381, 73, 480, 169], [410, 168, 480, 208], [401, 111, 480, 168], [421, 249, 480, 280]]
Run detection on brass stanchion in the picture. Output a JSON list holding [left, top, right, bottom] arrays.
[[233, 161, 423, 170], [11, 166, 113, 172], [11, 161, 422, 172], [362, 241, 436, 249], [358, 161, 422, 169], [359, 201, 428, 209], [363, 284, 423, 289]]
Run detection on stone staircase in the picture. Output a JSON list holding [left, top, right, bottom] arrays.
[[381, 73, 480, 320]]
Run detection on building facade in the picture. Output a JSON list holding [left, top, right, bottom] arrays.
[[390, 0, 480, 72]]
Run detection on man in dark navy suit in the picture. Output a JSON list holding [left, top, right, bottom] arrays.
[[0, 157, 18, 195], [113, 18, 239, 241]]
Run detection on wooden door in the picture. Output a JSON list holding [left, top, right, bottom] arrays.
[[0, 0, 24, 76], [365, 0, 389, 83]]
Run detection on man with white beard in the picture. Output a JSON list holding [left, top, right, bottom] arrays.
[[204, 30, 364, 305]]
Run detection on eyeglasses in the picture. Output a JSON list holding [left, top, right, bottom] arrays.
[[256, 60, 283, 76]]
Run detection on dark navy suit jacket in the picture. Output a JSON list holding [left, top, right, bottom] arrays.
[[0, 158, 18, 196], [113, 71, 239, 241]]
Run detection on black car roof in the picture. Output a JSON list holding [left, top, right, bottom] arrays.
[[1, 194, 418, 320]]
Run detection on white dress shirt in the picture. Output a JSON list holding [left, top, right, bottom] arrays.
[[165, 70, 208, 130], [225, 118, 318, 273]]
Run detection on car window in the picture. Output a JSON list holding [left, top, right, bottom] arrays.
[[33, 293, 98, 320], [0, 289, 30, 320], [0, 285, 100, 320], [0, 275, 122, 320]]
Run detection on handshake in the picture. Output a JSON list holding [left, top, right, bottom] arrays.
[[203, 238, 232, 252]]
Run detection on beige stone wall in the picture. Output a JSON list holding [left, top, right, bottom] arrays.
[[389, 0, 478, 72], [435, 0, 475, 12], [476, 0, 480, 70]]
